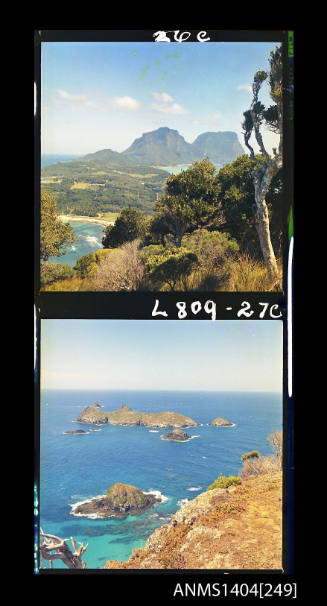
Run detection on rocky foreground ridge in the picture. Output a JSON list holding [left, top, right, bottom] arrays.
[[76, 404, 199, 428], [104, 472, 282, 570]]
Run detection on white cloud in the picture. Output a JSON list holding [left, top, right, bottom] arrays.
[[55, 89, 141, 112], [212, 112, 222, 121], [112, 96, 141, 110], [151, 102, 189, 115], [56, 89, 88, 101], [235, 84, 252, 93], [152, 91, 174, 103]]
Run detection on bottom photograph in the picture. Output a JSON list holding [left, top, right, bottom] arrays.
[[38, 319, 284, 571]]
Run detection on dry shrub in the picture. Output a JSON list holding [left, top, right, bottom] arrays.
[[239, 431, 283, 478], [92, 240, 146, 291], [239, 455, 280, 478], [267, 430, 283, 467]]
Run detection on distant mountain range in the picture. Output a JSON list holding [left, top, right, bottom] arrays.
[[81, 127, 244, 167]]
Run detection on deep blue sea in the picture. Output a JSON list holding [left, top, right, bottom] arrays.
[[39, 389, 282, 569]]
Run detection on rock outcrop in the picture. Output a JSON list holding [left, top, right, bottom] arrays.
[[71, 483, 161, 519], [209, 417, 234, 427], [162, 429, 191, 442], [104, 472, 282, 570], [76, 404, 199, 428], [62, 429, 88, 435]]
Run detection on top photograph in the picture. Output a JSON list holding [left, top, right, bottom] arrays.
[[38, 34, 291, 293]]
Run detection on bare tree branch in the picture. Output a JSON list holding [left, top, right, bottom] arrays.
[[39, 531, 88, 569]]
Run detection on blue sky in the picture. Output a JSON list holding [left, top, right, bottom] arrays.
[[40, 320, 283, 392], [40, 41, 280, 156]]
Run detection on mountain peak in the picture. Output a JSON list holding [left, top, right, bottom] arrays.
[[81, 127, 244, 168]]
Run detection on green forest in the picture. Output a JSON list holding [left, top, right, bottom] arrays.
[[40, 46, 287, 293]]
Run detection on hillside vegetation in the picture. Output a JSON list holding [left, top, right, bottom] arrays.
[[41, 128, 244, 217], [40, 156, 283, 292]]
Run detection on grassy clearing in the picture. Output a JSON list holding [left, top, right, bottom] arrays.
[[40, 276, 95, 291], [41, 178, 62, 184], [97, 211, 120, 222], [127, 173, 158, 178], [70, 182, 97, 190]]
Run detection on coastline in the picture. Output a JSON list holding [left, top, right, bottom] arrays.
[[58, 214, 114, 227]]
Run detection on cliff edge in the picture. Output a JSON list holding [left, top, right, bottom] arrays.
[[104, 471, 282, 570]]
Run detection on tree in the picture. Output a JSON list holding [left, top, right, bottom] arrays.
[[152, 159, 221, 247], [102, 206, 146, 248], [216, 155, 283, 255], [267, 430, 282, 467], [40, 191, 77, 261], [40, 262, 74, 286], [74, 249, 110, 279], [242, 45, 283, 278], [142, 245, 198, 290]]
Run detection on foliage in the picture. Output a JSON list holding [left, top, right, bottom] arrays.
[[152, 159, 221, 246], [102, 207, 147, 248], [207, 474, 242, 491], [74, 249, 111, 278], [175, 228, 238, 291], [242, 452, 259, 462], [40, 262, 75, 285], [215, 155, 283, 255], [182, 229, 238, 270], [93, 240, 146, 291], [141, 245, 198, 291], [40, 191, 77, 261], [226, 252, 282, 291]]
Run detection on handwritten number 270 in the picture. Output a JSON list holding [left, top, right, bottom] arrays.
[[153, 31, 210, 43]]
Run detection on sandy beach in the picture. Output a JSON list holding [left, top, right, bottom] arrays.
[[58, 215, 114, 226]]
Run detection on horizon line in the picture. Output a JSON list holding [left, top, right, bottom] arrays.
[[40, 388, 282, 394]]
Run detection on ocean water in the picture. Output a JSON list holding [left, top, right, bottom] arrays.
[[158, 163, 222, 175], [39, 389, 282, 569], [41, 154, 81, 168], [44, 221, 106, 267]]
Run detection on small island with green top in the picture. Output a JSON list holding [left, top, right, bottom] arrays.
[[71, 483, 161, 519]]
